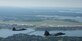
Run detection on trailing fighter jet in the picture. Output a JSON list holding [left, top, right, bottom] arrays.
[[12, 27, 26, 31]]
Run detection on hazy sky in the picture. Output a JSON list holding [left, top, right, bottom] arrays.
[[0, 0, 82, 8]]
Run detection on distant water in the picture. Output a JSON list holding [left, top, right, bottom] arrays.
[[36, 15, 82, 22], [0, 8, 82, 22], [55, 16, 82, 22], [0, 28, 82, 38]]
